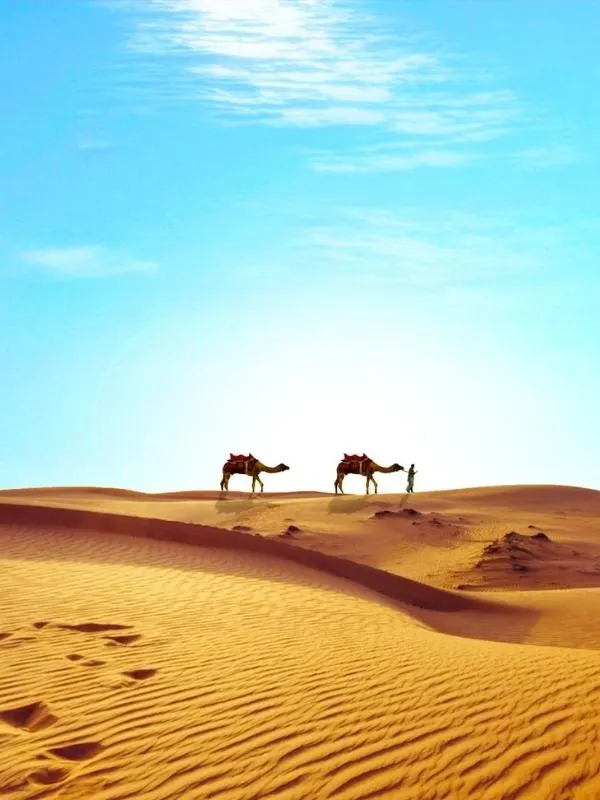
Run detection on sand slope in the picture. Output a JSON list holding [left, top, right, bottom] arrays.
[[1, 485, 600, 798]]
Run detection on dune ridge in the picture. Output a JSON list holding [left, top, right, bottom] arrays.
[[3, 481, 599, 507], [0, 500, 498, 615]]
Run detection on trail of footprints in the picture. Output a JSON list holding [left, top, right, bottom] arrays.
[[2, 620, 154, 676], [0, 620, 157, 788]]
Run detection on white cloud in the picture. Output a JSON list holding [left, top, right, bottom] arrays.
[[277, 106, 386, 126], [77, 136, 113, 151], [105, 1, 578, 173], [312, 148, 475, 172], [20, 246, 157, 278], [392, 104, 516, 140], [294, 207, 565, 287], [517, 145, 578, 169], [113, 0, 523, 162]]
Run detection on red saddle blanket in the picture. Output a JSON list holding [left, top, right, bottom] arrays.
[[226, 454, 258, 467], [342, 453, 370, 463]]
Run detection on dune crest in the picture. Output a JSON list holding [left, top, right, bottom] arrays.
[[0, 499, 496, 614]]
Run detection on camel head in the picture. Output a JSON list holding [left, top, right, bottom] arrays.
[[277, 463, 290, 472], [392, 463, 404, 472]]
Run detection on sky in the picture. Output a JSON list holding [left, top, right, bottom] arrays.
[[1, 0, 599, 494]]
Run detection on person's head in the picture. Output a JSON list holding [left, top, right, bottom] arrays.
[[410, 463, 415, 470]]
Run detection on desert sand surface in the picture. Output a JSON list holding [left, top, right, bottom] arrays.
[[1, 484, 600, 798]]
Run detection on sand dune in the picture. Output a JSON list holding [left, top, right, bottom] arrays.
[[2, 485, 600, 798]]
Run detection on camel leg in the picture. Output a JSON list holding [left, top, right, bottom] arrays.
[[255, 473, 264, 493], [335, 473, 344, 494], [220, 472, 229, 491], [366, 471, 376, 494]]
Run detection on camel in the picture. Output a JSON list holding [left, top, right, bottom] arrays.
[[220, 453, 289, 494], [334, 453, 404, 495]]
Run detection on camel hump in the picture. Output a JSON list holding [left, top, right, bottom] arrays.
[[342, 453, 370, 462]]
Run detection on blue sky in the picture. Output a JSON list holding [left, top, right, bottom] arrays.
[[1, 0, 599, 494]]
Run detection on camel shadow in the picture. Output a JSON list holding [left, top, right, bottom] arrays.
[[328, 492, 411, 516], [214, 498, 281, 514], [327, 496, 384, 515]]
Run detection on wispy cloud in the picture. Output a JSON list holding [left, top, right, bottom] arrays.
[[113, 0, 525, 169], [77, 136, 113, 151], [517, 144, 578, 170], [293, 207, 568, 287], [311, 147, 477, 173], [20, 246, 157, 278]]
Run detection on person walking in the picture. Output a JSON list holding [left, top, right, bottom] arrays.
[[406, 464, 417, 493]]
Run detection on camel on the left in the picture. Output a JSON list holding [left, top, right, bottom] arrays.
[[220, 454, 289, 493]]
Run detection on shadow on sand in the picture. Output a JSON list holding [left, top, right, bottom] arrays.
[[327, 493, 410, 515], [214, 497, 281, 515]]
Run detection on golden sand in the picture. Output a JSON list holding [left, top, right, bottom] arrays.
[[1, 485, 600, 798]]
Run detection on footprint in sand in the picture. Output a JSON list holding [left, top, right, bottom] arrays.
[[0, 631, 37, 648], [49, 741, 104, 761], [123, 668, 157, 682], [27, 765, 71, 786], [29, 621, 152, 681], [104, 634, 141, 647], [34, 620, 140, 643], [27, 741, 104, 787], [55, 621, 141, 650], [65, 652, 107, 667], [57, 622, 133, 634], [103, 668, 157, 690], [0, 701, 58, 732], [41, 620, 142, 660]]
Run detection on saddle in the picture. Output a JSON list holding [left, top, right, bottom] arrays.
[[226, 453, 258, 467], [342, 453, 370, 463]]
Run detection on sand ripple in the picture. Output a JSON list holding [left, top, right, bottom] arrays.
[[1, 516, 600, 799]]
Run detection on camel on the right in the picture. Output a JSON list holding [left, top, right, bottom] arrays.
[[334, 454, 404, 495]]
